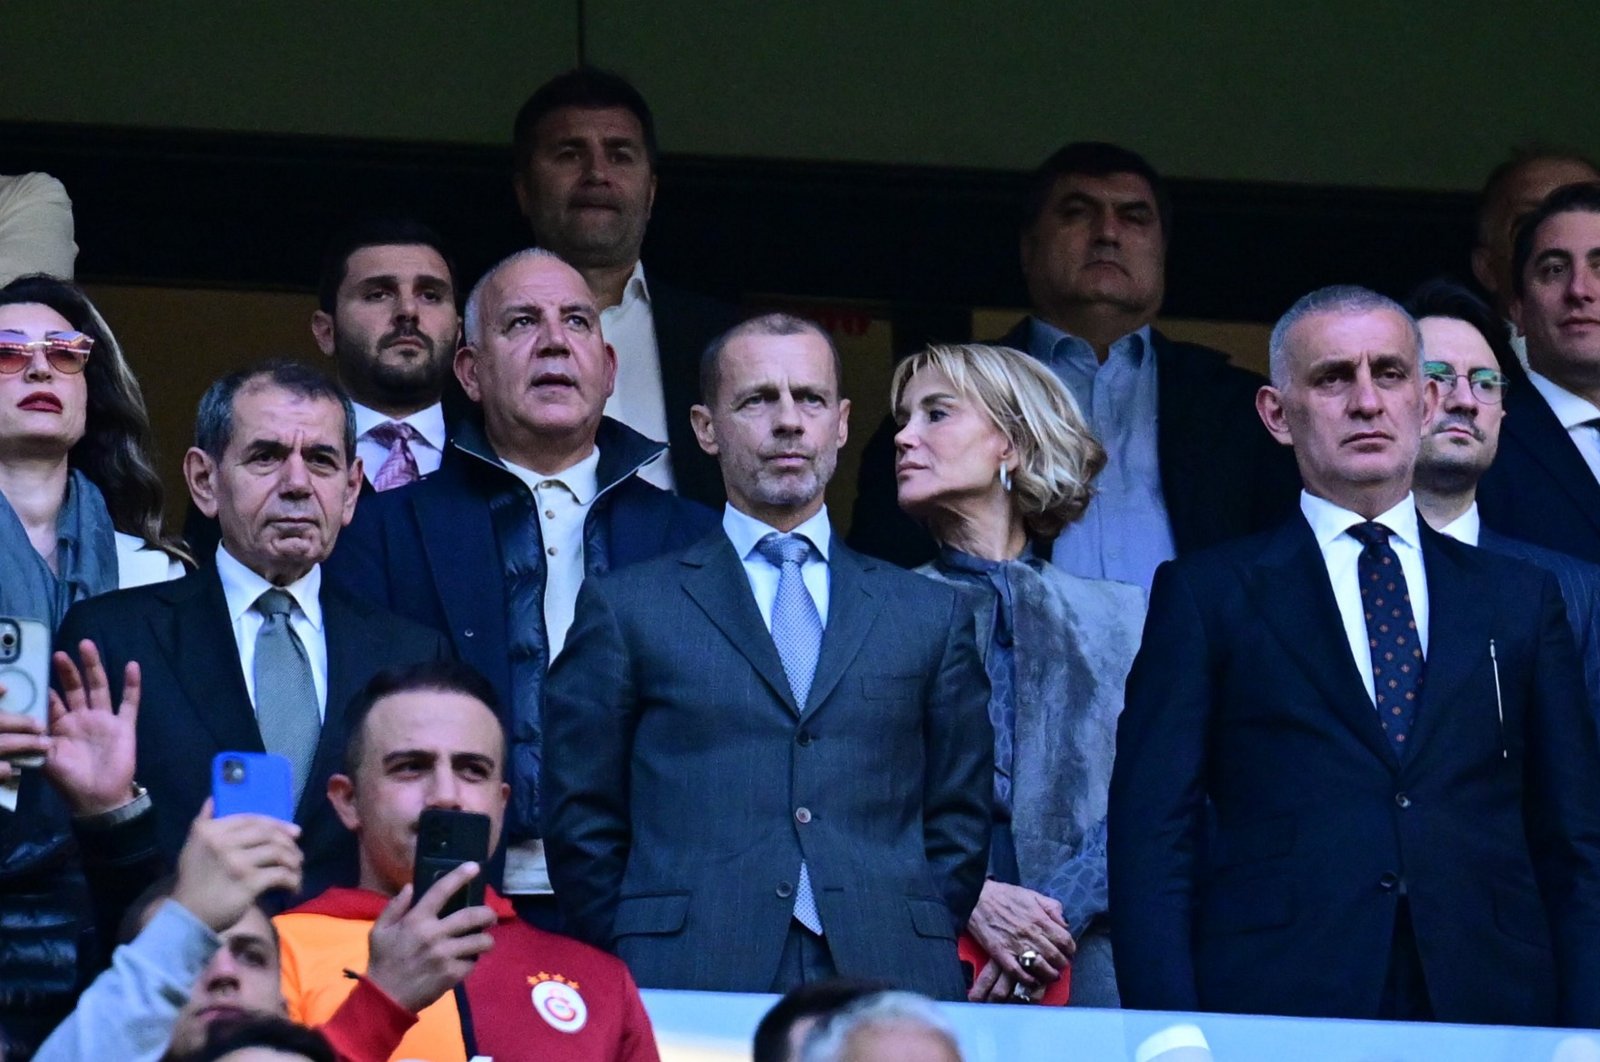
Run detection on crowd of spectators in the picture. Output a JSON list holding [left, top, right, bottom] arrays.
[[4, 64, 1600, 1061]]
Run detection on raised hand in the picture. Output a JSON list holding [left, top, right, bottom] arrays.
[[169, 799, 304, 933], [43, 640, 142, 815]]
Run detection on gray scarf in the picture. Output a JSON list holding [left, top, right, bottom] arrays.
[[0, 468, 119, 632]]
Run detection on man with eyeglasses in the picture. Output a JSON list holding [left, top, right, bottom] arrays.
[[1407, 279, 1600, 733]]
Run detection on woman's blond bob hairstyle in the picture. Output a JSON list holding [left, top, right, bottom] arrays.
[[891, 343, 1106, 542]]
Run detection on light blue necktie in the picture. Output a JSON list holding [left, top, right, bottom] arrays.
[[757, 532, 825, 935], [253, 589, 321, 806]]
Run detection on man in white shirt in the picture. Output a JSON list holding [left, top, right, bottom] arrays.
[[58, 361, 450, 896], [1109, 285, 1600, 1025], [1478, 181, 1600, 565], [310, 218, 461, 492], [324, 250, 716, 930], [542, 313, 992, 998], [512, 68, 743, 505]]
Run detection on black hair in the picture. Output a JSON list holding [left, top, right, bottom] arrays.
[[189, 1015, 335, 1062], [512, 66, 659, 176], [1510, 180, 1600, 298], [698, 312, 842, 406], [1475, 145, 1600, 246], [193, 359, 356, 462], [342, 660, 505, 778], [753, 978, 895, 1062], [1022, 141, 1170, 235], [1402, 277, 1518, 375], [315, 218, 459, 315]]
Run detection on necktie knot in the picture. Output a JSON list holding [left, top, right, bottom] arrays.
[[256, 588, 295, 619], [757, 532, 812, 569], [367, 420, 418, 447], [1348, 521, 1394, 553]]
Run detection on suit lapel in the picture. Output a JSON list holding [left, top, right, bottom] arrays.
[[680, 536, 800, 713], [161, 568, 262, 756], [803, 544, 882, 718], [413, 475, 503, 679], [1503, 385, 1600, 536], [312, 586, 378, 820], [1244, 517, 1397, 766], [1406, 527, 1492, 760]]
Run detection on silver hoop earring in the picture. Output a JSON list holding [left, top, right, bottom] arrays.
[[999, 464, 1013, 493]]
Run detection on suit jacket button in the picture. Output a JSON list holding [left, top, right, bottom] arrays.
[[796, 730, 813, 746], [794, 807, 812, 824], [463, 628, 475, 639], [777, 882, 794, 898], [1379, 872, 1400, 891], [1394, 792, 1411, 809]]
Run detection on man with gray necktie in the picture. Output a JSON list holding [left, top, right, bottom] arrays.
[[542, 312, 993, 998], [57, 360, 450, 898]]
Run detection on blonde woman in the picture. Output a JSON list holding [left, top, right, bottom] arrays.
[[893, 343, 1145, 1006]]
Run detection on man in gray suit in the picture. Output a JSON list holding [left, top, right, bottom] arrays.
[[542, 313, 993, 998]]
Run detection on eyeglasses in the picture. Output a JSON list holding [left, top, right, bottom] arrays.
[[0, 331, 95, 375], [1423, 361, 1508, 404]]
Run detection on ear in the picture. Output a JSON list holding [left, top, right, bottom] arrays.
[[1419, 374, 1442, 427], [455, 345, 483, 404], [1509, 295, 1527, 337], [311, 310, 336, 357], [1254, 385, 1295, 447], [645, 172, 658, 221], [1470, 244, 1495, 297], [328, 774, 360, 832], [690, 403, 719, 456], [339, 456, 363, 527], [184, 447, 221, 518], [836, 397, 852, 450], [601, 342, 618, 399]]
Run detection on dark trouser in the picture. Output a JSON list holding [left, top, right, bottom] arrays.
[[510, 893, 564, 933], [1379, 899, 1433, 1022], [771, 918, 839, 993]]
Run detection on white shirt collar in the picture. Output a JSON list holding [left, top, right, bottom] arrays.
[[1300, 489, 1423, 552], [617, 260, 651, 311], [215, 545, 324, 630], [722, 503, 834, 562], [503, 445, 602, 506], [1526, 370, 1600, 431], [1435, 503, 1481, 547], [352, 400, 448, 453]]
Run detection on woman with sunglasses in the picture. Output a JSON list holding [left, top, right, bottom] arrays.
[[0, 273, 186, 632]]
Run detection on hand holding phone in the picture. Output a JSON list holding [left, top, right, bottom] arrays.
[[413, 809, 490, 917]]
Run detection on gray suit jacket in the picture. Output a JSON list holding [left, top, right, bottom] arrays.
[[542, 530, 993, 999], [921, 560, 1145, 930]]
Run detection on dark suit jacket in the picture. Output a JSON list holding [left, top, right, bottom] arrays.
[[1479, 527, 1600, 739], [1477, 379, 1600, 565], [649, 280, 746, 508], [541, 532, 993, 999], [1107, 514, 1600, 1026], [847, 318, 1300, 566], [55, 567, 451, 898]]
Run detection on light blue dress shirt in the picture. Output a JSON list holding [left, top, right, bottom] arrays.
[[1027, 318, 1177, 592]]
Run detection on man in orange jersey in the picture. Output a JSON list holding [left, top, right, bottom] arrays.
[[275, 661, 658, 1062]]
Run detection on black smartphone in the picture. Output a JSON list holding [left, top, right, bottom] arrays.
[[413, 808, 490, 917]]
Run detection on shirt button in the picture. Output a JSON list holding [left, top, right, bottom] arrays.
[[776, 881, 794, 899], [1395, 792, 1412, 809], [794, 807, 812, 824], [547, 546, 558, 556], [545, 510, 556, 519]]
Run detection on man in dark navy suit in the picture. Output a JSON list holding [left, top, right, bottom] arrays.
[[1109, 286, 1600, 1026], [325, 249, 715, 929]]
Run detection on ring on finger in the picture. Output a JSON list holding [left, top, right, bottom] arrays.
[[1010, 982, 1035, 1003], [1018, 948, 1041, 972]]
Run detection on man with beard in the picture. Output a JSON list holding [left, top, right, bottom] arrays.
[[311, 218, 461, 493], [325, 249, 715, 930], [1406, 278, 1600, 729], [513, 68, 743, 503], [542, 313, 992, 997]]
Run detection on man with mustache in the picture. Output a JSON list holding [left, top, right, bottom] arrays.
[[851, 142, 1299, 585], [1478, 182, 1600, 566], [1408, 279, 1600, 731], [1109, 285, 1600, 1025], [542, 313, 992, 997], [325, 249, 715, 930], [512, 67, 743, 504]]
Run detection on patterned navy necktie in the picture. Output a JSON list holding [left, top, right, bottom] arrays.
[[1347, 521, 1423, 754]]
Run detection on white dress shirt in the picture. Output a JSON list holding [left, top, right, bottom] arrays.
[[214, 546, 328, 719], [600, 262, 674, 493], [1300, 491, 1430, 706], [499, 448, 601, 660], [352, 400, 447, 484], [497, 449, 601, 896], [1527, 370, 1600, 486], [722, 504, 833, 627], [1435, 503, 1482, 547]]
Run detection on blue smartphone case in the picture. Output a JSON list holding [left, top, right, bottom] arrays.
[[211, 751, 294, 821]]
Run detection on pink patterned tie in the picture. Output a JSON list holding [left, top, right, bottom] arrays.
[[368, 421, 421, 491]]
